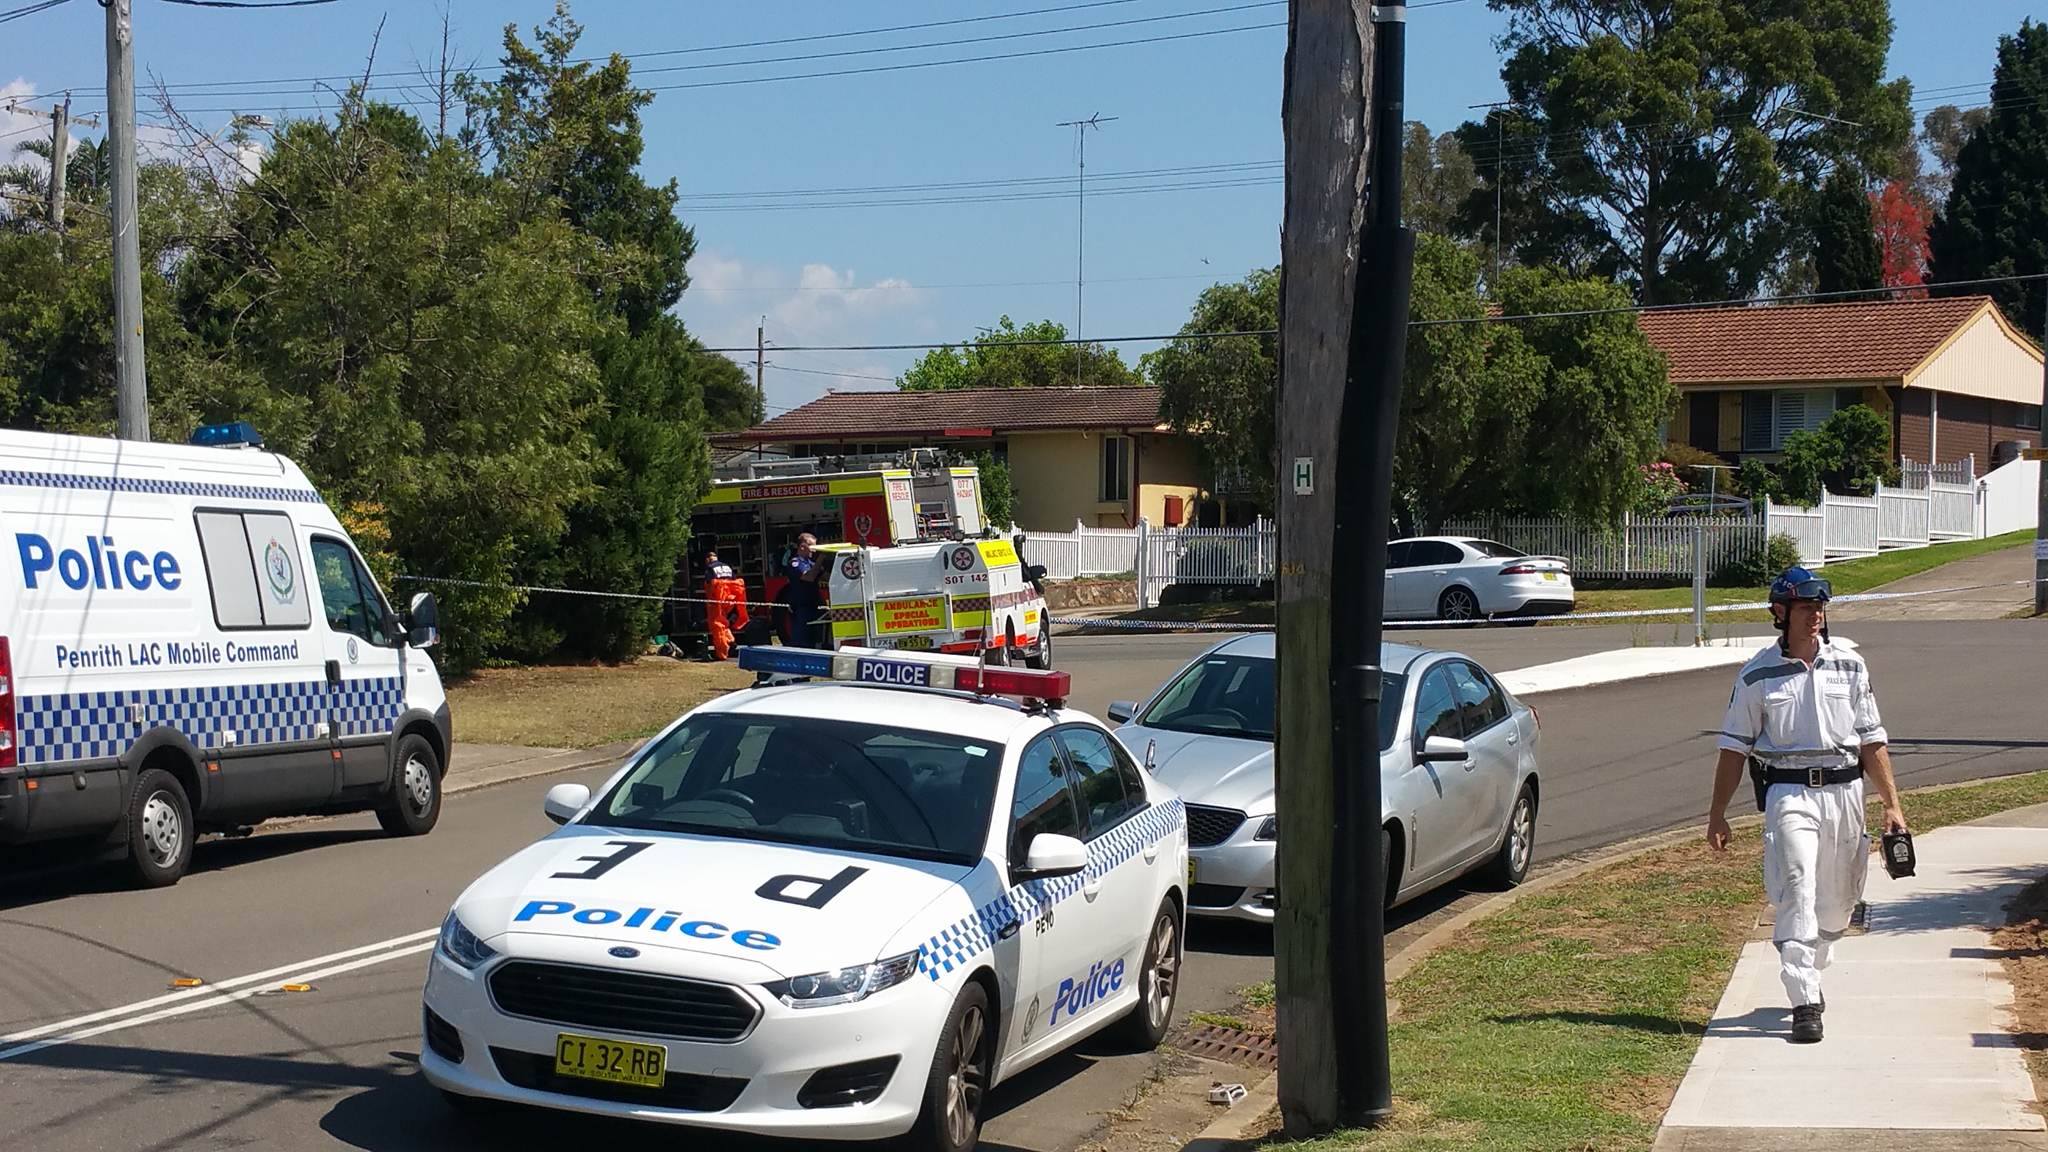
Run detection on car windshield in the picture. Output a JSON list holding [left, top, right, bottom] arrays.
[[590, 712, 1000, 865], [1465, 539, 1525, 558], [1138, 653, 1407, 750]]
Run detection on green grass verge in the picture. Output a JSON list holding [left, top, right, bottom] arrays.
[[1103, 533, 2031, 631], [448, 659, 751, 748], [1243, 766, 2048, 1151]]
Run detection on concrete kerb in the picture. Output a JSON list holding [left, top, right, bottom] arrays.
[[1174, 767, 2048, 1150], [441, 741, 642, 798]]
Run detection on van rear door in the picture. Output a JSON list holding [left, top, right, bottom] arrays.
[[308, 537, 404, 792]]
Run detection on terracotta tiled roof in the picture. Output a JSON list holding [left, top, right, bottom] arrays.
[[725, 386, 1167, 442], [1637, 295, 2001, 384]]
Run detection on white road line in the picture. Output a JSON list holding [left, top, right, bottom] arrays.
[[0, 939, 437, 1063], [0, 928, 437, 1047]]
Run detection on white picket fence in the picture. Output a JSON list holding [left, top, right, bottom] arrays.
[[1012, 460, 2028, 605]]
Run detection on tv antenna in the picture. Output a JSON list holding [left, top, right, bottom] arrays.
[[1056, 112, 1118, 386]]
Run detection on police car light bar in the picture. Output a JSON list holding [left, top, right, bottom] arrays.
[[189, 421, 264, 449], [736, 645, 1071, 704]]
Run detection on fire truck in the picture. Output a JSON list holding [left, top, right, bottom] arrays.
[[666, 450, 1003, 655]]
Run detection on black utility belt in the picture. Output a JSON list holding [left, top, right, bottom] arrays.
[[1748, 761, 1861, 810]]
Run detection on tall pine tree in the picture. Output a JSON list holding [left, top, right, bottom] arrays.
[[1930, 19, 2048, 339], [1811, 172, 1884, 300]]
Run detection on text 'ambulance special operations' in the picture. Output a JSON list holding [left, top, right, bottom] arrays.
[[1, 425, 453, 888]]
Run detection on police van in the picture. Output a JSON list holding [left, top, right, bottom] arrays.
[[820, 537, 1053, 667], [0, 424, 450, 887]]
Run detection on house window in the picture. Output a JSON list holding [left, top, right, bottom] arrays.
[[1742, 389, 1838, 452], [2019, 403, 2043, 432], [1099, 435, 1131, 502]]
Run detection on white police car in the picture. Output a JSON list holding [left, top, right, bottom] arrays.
[[419, 646, 1187, 1150]]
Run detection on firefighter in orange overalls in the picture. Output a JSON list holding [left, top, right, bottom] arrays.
[[704, 550, 750, 660]]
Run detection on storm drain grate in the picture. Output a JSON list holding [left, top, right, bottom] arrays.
[[1178, 1024, 1278, 1069]]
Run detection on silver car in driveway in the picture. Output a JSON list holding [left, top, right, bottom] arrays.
[[1106, 634, 1540, 923]]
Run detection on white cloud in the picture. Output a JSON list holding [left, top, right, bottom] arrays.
[[678, 252, 934, 417]]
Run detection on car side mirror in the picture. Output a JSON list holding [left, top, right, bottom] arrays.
[[1107, 700, 1137, 724], [407, 592, 441, 649], [1017, 833, 1088, 880], [1420, 735, 1469, 762], [543, 782, 591, 826]]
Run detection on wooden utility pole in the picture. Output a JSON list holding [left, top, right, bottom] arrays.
[[106, 0, 149, 442], [756, 319, 767, 418], [1, 96, 98, 256], [1276, 0, 1411, 1133]]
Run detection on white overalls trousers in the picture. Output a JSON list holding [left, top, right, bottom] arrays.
[[1718, 639, 1886, 1008]]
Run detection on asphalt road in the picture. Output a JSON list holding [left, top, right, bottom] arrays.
[[2, 619, 2041, 1152]]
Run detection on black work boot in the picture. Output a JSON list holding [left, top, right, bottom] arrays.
[[1791, 1003, 1823, 1043]]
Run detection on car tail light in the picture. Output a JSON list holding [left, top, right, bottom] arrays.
[[1499, 564, 1538, 575], [952, 665, 1072, 705], [0, 636, 16, 772]]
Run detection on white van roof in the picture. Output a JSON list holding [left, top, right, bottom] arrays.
[[0, 428, 320, 500]]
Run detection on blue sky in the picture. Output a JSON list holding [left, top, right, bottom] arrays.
[[2, 0, 2041, 415]]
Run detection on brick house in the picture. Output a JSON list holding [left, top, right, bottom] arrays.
[[1643, 295, 2043, 473]]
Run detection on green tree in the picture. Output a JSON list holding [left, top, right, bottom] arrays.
[[1394, 236, 1544, 531], [174, 101, 605, 670], [970, 452, 1014, 528], [1811, 171, 1883, 299], [1456, 0, 1912, 304], [1147, 269, 1279, 507], [1930, 20, 2048, 340], [459, 4, 726, 658], [1403, 122, 1478, 238], [1921, 103, 1990, 204], [898, 316, 1141, 390], [1489, 265, 1674, 522]]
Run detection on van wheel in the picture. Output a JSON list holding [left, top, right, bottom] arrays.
[[982, 638, 1009, 667], [126, 768, 194, 888], [909, 981, 993, 1152], [1026, 621, 1053, 670], [377, 734, 442, 837]]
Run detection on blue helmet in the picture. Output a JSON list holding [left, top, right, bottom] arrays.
[[1769, 566, 1832, 605]]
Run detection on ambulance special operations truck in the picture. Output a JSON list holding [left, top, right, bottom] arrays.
[[0, 424, 450, 887]]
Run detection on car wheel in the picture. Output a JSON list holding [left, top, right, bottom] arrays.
[[377, 734, 442, 837], [1025, 621, 1053, 670], [1114, 898, 1182, 1049], [1484, 783, 1537, 888], [910, 981, 994, 1152], [1437, 586, 1481, 622], [126, 767, 194, 888]]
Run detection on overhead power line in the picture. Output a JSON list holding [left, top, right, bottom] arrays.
[[0, 0, 73, 24], [158, 0, 337, 7]]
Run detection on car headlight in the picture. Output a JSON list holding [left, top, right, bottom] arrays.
[[437, 911, 498, 971], [763, 950, 920, 1009], [1255, 815, 1277, 841]]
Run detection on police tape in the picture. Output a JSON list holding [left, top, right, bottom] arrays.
[[396, 575, 787, 612], [1048, 575, 2048, 633]]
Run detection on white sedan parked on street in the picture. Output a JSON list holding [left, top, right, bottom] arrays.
[[1107, 633, 1539, 923], [1387, 536, 1575, 621], [421, 646, 1186, 1152]]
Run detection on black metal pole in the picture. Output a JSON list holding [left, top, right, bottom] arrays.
[[1328, 0, 1408, 1126]]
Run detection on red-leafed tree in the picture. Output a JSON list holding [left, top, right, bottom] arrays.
[[1871, 182, 1932, 296]]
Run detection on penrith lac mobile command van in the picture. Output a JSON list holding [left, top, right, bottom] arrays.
[[0, 424, 450, 887]]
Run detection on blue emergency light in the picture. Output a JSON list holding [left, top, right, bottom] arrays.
[[736, 645, 1070, 704], [189, 421, 264, 449]]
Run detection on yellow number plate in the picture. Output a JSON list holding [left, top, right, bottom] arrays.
[[1542, 572, 1558, 581], [893, 634, 934, 650], [1187, 858, 1198, 887], [554, 1032, 667, 1088]]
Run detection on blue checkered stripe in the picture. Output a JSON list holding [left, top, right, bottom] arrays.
[[917, 797, 1186, 982], [17, 676, 404, 765], [0, 468, 321, 504]]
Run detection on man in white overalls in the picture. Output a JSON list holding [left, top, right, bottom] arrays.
[[1705, 566, 1907, 1043]]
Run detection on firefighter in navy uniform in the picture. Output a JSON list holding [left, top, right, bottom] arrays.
[[1705, 567, 1908, 1043]]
